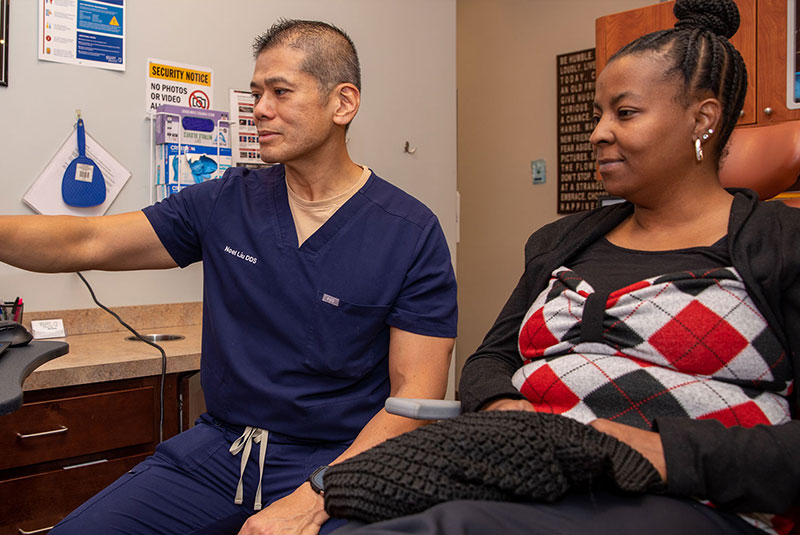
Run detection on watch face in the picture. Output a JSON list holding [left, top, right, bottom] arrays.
[[310, 465, 328, 493]]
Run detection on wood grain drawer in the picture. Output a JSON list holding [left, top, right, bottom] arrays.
[[0, 453, 147, 535], [0, 388, 155, 471]]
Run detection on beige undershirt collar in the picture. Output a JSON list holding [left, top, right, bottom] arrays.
[[286, 165, 371, 246]]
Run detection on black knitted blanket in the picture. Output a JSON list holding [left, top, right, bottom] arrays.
[[324, 411, 666, 523]]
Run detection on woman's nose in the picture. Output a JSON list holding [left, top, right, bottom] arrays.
[[589, 117, 610, 146]]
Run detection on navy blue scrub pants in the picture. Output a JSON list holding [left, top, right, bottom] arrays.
[[50, 413, 349, 535], [332, 493, 765, 535]]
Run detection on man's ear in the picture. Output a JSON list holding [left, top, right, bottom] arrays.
[[331, 83, 360, 127]]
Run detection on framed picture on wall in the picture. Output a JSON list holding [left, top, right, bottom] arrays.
[[0, 0, 8, 87]]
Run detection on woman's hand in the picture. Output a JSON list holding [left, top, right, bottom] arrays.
[[481, 402, 668, 481], [590, 418, 668, 482]]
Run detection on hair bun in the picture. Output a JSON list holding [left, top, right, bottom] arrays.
[[673, 0, 740, 39]]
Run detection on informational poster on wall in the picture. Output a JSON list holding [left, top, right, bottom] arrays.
[[146, 58, 214, 114], [229, 89, 268, 168], [556, 48, 602, 214], [38, 0, 125, 71]]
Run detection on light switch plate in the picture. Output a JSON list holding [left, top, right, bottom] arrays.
[[531, 159, 546, 184]]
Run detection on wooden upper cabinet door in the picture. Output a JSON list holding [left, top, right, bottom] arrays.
[[757, 0, 800, 122], [595, 2, 676, 73], [595, 0, 756, 125]]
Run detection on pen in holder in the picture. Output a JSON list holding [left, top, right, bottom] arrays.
[[1, 298, 24, 323]]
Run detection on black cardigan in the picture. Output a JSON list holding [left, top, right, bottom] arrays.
[[459, 189, 800, 514]]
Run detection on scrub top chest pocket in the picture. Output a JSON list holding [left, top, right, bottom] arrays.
[[304, 291, 391, 379]]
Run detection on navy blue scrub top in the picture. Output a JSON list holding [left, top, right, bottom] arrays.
[[143, 165, 457, 442]]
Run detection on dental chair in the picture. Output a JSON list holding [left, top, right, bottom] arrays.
[[719, 121, 800, 205]]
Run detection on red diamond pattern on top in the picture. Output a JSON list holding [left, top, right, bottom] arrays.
[[518, 363, 580, 414], [769, 512, 796, 535], [513, 266, 793, 535], [698, 400, 770, 428], [519, 307, 560, 358], [648, 300, 748, 376], [606, 280, 651, 309]]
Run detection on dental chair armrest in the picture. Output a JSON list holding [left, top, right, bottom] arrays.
[[384, 397, 462, 420]]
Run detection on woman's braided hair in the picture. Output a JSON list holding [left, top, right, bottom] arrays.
[[609, 0, 747, 163]]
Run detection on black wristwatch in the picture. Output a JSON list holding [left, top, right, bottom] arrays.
[[307, 465, 329, 495]]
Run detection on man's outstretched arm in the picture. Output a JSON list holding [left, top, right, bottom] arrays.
[[0, 212, 176, 273]]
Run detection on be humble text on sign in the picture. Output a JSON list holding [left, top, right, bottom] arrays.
[[556, 48, 605, 214]]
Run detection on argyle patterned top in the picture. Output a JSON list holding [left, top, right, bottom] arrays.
[[511, 266, 794, 534], [511, 266, 792, 431]]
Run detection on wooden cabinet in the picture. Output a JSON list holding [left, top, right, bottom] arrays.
[[757, 0, 800, 122], [596, 0, 800, 125], [1, 455, 148, 535], [0, 375, 181, 535]]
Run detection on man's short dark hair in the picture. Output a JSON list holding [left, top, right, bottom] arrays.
[[253, 19, 361, 97]]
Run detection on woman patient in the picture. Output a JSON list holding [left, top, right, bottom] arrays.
[[336, 0, 800, 533]]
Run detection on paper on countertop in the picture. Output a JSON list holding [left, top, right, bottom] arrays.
[[23, 126, 132, 216], [30, 319, 67, 339]]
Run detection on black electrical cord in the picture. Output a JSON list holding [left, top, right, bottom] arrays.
[[76, 272, 166, 443]]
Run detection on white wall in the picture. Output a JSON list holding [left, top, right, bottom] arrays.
[[0, 0, 457, 312]]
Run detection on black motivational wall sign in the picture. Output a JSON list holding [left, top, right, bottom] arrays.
[[557, 48, 603, 214]]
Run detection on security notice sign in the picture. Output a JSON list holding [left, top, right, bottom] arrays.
[[146, 58, 214, 114], [38, 0, 126, 71]]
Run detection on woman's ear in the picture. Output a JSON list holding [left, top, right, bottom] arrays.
[[693, 97, 722, 140], [331, 83, 360, 128]]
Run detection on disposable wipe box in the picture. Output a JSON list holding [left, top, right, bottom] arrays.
[[154, 104, 231, 147]]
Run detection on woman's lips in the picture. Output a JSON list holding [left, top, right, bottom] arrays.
[[597, 158, 623, 173]]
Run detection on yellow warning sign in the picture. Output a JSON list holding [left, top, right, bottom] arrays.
[[149, 62, 211, 86], [110, 16, 119, 26]]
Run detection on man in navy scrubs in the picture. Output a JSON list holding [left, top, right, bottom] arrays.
[[0, 20, 457, 535]]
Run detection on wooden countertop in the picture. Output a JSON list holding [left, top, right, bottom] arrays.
[[20, 303, 203, 392]]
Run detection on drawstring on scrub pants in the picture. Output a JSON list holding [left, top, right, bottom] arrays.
[[229, 426, 269, 511]]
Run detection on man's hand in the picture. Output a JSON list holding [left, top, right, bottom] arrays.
[[238, 483, 328, 535], [590, 418, 667, 482], [482, 398, 536, 412]]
